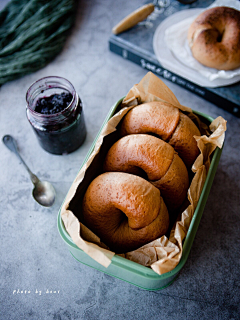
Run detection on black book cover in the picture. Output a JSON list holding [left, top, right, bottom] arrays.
[[109, 0, 240, 117]]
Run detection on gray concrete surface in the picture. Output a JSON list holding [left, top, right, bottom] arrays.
[[0, 1, 239, 319]]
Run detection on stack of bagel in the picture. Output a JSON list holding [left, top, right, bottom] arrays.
[[82, 101, 201, 254]]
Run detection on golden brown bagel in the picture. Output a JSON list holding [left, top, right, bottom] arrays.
[[82, 172, 169, 253], [188, 6, 240, 70], [120, 101, 200, 169], [103, 134, 189, 212]]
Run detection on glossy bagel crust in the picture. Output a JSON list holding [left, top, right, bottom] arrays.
[[103, 134, 189, 212], [188, 6, 240, 70], [120, 101, 200, 169], [82, 172, 169, 253]]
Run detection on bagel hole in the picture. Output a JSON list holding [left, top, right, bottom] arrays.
[[146, 131, 163, 140], [217, 31, 224, 42], [113, 211, 128, 232], [146, 129, 175, 144], [131, 166, 148, 181]]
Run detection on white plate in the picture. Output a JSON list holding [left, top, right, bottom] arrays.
[[153, 8, 240, 88]]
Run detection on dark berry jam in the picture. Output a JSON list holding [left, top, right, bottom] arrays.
[[35, 92, 73, 115], [26, 77, 87, 155], [31, 97, 86, 155]]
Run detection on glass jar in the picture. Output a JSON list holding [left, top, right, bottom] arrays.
[[26, 76, 86, 155]]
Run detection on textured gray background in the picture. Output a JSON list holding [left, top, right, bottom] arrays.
[[0, 1, 239, 319]]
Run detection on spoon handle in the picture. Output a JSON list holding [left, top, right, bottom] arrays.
[[2, 135, 39, 185]]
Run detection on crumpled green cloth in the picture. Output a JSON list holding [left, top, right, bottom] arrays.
[[0, 0, 76, 85]]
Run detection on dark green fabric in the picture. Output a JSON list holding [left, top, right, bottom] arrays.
[[0, 0, 76, 85]]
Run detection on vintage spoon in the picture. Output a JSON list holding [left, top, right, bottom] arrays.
[[2, 135, 56, 207]]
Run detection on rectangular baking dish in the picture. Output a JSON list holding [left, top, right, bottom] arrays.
[[57, 97, 223, 291]]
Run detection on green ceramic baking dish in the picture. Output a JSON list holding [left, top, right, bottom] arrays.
[[57, 97, 223, 291]]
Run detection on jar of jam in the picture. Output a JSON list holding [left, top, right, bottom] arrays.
[[26, 76, 86, 155]]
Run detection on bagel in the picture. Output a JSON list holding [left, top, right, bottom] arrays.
[[188, 6, 240, 70], [120, 101, 200, 169], [103, 134, 189, 212], [82, 172, 169, 253]]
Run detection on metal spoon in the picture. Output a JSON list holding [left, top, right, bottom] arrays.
[[2, 135, 56, 207]]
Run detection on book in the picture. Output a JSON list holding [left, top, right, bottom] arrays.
[[109, 0, 240, 117]]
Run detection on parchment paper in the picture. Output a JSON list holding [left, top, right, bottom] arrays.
[[61, 72, 226, 275]]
